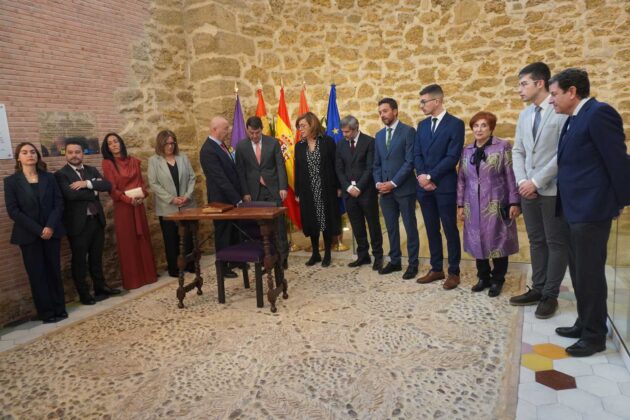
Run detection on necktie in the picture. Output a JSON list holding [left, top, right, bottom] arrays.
[[76, 167, 99, 215], [532, 106, 542, 139], [220, 143, 233, 161], [431, 117, 438, 135], [255, 142, 266, 186], [350, 138, 355, 153], [386, 127, 393, 149]]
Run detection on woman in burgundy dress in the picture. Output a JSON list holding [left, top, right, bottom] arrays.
[[101, 132, 157, 289]]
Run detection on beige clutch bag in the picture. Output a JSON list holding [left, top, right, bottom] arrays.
[[124, 187, 144, 199]]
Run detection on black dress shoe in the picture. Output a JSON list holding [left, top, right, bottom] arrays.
[[372, 258, 383, 271], [488, 282, 504, 297], [348, 257, 371, 268], [556, 325, 582, 339], [305, 254, 322, 266], [80, 296, 96, 305], [566, 339, 606, 357], [378, 263, 402, 275], [321, 255, 331, 267], [55, 311, 68, 320], [402, 266, 418, 280], [42, 316, 59, 324], [223, 268, 238, 278], [95, 285, 122, 296], [471, 278, 491, 292]]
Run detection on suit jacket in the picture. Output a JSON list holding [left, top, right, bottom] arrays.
[[557, 98, 630, 223], [4, 171, 65, 245], [235, 135, 288, 201], [54, 164, 110, 236], [512, 101, 568, 196], [413, 112, 464, 196], [335, 132, 377, 198], [373, 121, 417, 197], [199, 137, 241, 205], [147, 153, 197, 216]]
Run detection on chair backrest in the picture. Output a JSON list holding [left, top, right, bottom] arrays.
[[236, 201, 277, 240]]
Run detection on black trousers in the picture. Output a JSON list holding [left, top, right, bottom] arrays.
[[476, 256, 509, 283], [19, 238, 65, 320], [159, 217, 194, 275], [567, 220, 611, 344], [345, 192, 383, 260], [68, 217, 106, 299]]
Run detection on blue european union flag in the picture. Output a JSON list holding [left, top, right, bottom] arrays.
[[326, 84, 345, 214], [326, 84, 343, 144]]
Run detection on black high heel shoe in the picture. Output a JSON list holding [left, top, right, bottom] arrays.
[[305, 254, 322, 266]]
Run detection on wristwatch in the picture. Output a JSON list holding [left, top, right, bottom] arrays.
[[426, 174, 432, 181]]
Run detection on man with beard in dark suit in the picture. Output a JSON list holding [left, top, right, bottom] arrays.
[[55, 140, 121, 304]]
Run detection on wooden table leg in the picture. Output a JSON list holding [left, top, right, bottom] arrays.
[[176, 220, 202, 308]]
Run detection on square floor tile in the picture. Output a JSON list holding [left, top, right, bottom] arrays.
[[557, 388, 603, 413]]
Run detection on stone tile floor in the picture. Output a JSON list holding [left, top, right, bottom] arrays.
[[517, 282, 630, 420], [2, 254, 629, 419]]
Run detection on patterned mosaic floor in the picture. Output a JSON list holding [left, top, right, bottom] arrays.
[[0, 255, 524, 419], [517, 283, 630, 420]]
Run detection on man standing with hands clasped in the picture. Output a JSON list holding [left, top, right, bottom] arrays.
[[510, 62, 570, 319], [336, 115, 384, 270], [55, 140, 121, 305]]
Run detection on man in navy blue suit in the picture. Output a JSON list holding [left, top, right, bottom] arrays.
[[200, 116, 242, 278], [550, 68, 630, 357], [373, 98, 419, 279], [414, 84, 465, 290]]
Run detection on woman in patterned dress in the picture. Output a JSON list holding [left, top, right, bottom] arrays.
[[294, 112, 341, 267], [457, 112, 521, 297]]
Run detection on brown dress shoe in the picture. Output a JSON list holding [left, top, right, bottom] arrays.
[[443, 273, 460, 290], [416, 270, 445, 284]]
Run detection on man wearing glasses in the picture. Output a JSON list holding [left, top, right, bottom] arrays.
[[509, 62, 569, 319], [414, 84, 465, 290]]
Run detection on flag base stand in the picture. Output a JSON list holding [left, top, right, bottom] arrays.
[[333, 241, 349, 252], [289, 242, 301, 252]]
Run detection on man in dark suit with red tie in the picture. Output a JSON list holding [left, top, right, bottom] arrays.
[[550, 68, 630, 357], [200, 116, 242, 278], [336, 115, 383, 270], [55, 140, 121, 304]]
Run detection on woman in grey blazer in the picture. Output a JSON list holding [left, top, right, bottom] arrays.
[[148, 130, 197, 277]]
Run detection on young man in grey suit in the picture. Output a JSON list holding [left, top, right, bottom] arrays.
[[509, 62, 570, 319], [235, 116, 289, 267], [373, 98, 419, 279]]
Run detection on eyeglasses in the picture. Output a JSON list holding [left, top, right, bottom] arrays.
[[419, 98, 438, 106]]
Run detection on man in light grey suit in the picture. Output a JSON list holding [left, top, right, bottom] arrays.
[[235, 116, 289, 266], [509, 62, 570, 319]]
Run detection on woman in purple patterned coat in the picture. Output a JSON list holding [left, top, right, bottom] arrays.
[[457, 111, 521, 297]]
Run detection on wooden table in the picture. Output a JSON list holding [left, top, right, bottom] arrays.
[[164, 207, 288, 312]]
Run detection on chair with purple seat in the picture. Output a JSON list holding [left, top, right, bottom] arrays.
[[215, 201, 277, 307]]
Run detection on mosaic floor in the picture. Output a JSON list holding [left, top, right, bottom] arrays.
[[0, 254, 523, 419], [2, 252, 629, 419]]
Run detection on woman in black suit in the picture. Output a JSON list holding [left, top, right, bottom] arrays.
[[294, 112, 341, 267], [4, 142, 66, 323]]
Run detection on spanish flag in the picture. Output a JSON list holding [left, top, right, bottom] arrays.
[[275, 85, 301, 229], [255, 88, 272, 137]]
